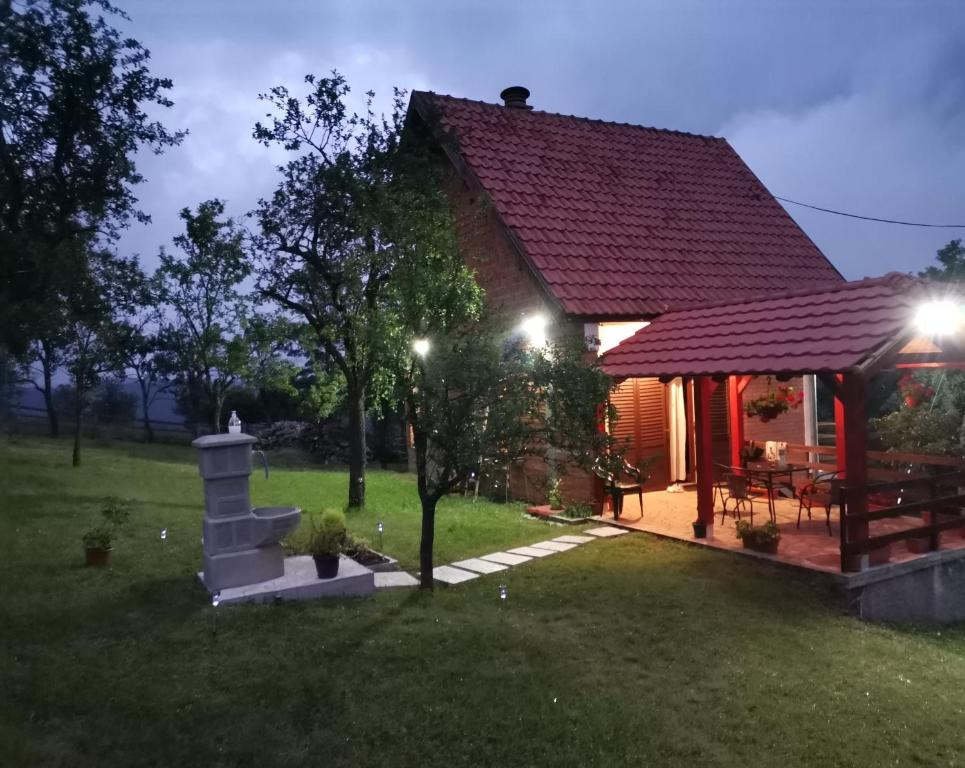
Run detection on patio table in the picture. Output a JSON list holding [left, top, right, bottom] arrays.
[[744, 462, 809, 522]]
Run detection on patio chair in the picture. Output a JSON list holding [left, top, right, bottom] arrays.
[[592, 458, 645, 521], [713, 463, 733, 511], [796, 470, 842, 535], [719, 472, 760, 526]]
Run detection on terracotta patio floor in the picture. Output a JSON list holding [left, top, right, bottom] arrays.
[[597, 487, 965, 579]]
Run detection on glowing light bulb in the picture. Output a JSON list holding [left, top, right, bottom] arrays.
[[413, 338, 430, 356], [915, 300, 962, 336]]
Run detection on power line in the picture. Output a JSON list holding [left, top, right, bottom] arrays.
[[775, 196, 965, 229]]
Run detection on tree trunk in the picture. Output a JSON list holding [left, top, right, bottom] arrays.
[[347, 383, 366, 508], [419, 493, 437, 589], [138, 380, 155, 442], [42, 357, 58, 438], [71, 390, 83, 467], [212, 391, 224, 434]]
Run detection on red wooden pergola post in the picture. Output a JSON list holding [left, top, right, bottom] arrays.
[[840, 372, 870, 571], [727, 375, 750, 468], [694, 376, 718, 536], [834, 373, 847, 473]]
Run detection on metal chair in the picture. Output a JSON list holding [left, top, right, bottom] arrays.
[[713, 463, 732, 512], [592, 458, 645, 521], [796, 470, 841, 535], [720, 472, 758, 525]]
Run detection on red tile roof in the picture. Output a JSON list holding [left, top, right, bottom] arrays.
[[412, 92, 844, 318], [602, 273, 930, 378]]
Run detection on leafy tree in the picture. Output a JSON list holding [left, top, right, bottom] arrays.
[[404, 327, 613, 588], [61, 249, 141, 465], [107, 264, 170, 441], [19, 322, 67, 436], [157, 200, 250, 434], [0, 0, 183, 356], [920, 239, 965, 282], [252, 73, 468, 507]]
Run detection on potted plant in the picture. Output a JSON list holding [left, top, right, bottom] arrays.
[[744, 377, 804, 423], [309, 510, 347, 579], [692, 520, 708, 538], [735, 519, 781, 554], [82, 497, 131, 567]]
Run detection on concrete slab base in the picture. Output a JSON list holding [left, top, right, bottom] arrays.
[[553, 535, 595, 545], [433, 565, 479, 585], [507, 546, 556, 558], [530, 540, 578, 553], [374, 571, 419, 588], [199, 555, 374, 605], [479, 551, 532, 566], [452, 557, 508, 574], [584, 526, 630, 538]]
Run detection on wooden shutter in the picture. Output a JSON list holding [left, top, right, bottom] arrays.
[[610, 377, 669, 489]]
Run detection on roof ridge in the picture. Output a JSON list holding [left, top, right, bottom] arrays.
[[414, 90, 727, 143]]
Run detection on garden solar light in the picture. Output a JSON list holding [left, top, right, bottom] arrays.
[[915, 300, 962, 337], [499, 584, 508, 601], [160, 528, 167, 541], [413, 338, 430, 356], [211, 591, 221, 608]]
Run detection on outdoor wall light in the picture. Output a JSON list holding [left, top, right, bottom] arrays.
[[520, 314, 547, 347], [915, 300, 962, 336], [413, 338, 430, 356]]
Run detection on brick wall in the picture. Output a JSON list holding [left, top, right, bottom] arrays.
[[742, 376, 807, 445], [445, 171, 593, 503]]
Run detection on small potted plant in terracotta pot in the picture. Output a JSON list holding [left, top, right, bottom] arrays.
[[309, 510, 347, 579], [82, 497, 131, 567], [735, 520, 781, 555]]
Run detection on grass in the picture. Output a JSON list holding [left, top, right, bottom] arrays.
[[2, 435, 965, 767]]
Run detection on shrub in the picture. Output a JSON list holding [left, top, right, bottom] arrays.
[[735, 520, 781, 548], [82, 497, 131, 551], [309, 510, 347, 557]]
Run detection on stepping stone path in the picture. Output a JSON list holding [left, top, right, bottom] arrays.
[[373, 527, 630, 590], [374, 571, 420, 588], [584, 526, 630, 538], [433, 565, 479, 585], [553, 534, 595, 544], [452, 558, 508, 574], [529, 540, 577, 553], [480, 551, 533, 566], [507, 545, 556, 558]]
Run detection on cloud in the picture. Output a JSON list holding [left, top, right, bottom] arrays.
[[722, 27, 965, 278]]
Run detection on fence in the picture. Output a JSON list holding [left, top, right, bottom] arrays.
[[840, 471, 965, 570], [4, 404, 195, 442]]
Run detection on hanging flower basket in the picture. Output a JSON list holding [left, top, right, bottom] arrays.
[[744, 377, 804, 423], [898, 373, 934, 409]]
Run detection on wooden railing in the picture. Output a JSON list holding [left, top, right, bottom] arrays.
[[746, 440, 965, 480], [839, 471, 965, 570]]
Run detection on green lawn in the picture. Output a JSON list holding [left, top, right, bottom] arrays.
[[2, 435, 965, 767]]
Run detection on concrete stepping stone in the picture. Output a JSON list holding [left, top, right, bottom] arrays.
[[452, 558, 508, 574], [433, 565, 479, 585], [374, 571, 419, 588], [584, 526, 630, 538], [508, 546, 556, 558], [529, 540, 578, 553], [479, 551, 532, 566], [553, 535, 595, 545]]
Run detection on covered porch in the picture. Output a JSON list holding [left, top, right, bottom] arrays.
[[602, 273, 965, 588]]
